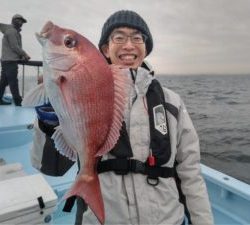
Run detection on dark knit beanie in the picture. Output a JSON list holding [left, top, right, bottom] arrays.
[[98, 10, 153, 56]]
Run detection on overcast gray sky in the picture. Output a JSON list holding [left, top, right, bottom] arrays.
[[1, 0, 250, 75]]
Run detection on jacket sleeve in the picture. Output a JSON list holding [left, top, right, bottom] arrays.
[[5, 28, 29, 59], [175, 100, 214, 225]]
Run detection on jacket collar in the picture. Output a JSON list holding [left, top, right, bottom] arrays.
[[133, 67, 154, 97]]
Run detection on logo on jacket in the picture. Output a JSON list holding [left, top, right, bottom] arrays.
[[153, 104, 168, 135]]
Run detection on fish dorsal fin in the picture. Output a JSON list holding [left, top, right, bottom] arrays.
[[96, 66, 131, 156], [52, 126, 77, 161], [22, 83, 48, 107]]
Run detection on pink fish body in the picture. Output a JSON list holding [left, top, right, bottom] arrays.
[[23, 21, 130, 224]]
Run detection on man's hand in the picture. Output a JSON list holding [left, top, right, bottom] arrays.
[[21, 54, 31, 61]]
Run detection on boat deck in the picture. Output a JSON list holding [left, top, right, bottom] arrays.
[[0, 104, 250, 224], [0, 104, 35, 129], [0, 104, 77, 224]]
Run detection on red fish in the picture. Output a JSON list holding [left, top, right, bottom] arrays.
[[23, 21, 131, 224]]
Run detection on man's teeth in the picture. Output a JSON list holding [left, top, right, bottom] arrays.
[[120, 55, 136, 60]]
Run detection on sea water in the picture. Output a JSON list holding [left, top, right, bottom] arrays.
[[157, 74, 250, 184]]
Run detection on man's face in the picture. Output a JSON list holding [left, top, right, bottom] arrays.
[[13, 19, 25, 28], [102, 27, 147, 69]]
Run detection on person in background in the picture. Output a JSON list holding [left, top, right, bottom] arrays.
[[0, 14, 30, 106], [31, 10, 214, 225]]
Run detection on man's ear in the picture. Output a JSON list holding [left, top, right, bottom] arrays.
[[101, 44, 110, 58]]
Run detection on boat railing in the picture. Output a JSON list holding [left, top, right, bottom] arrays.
[[17, 60, 43, 97]]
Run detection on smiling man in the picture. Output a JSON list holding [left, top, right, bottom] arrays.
[[98, 10, 213, 225]]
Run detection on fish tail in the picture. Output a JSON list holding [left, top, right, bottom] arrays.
[[64, 173, 105, 224]]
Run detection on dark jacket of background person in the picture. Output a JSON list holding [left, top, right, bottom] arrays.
[[0, 15, 30, 61], [0, 14, 30, 105]]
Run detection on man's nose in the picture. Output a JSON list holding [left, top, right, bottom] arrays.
[[122, 38, 135, 48]]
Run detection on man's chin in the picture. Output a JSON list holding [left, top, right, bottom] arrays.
[[121, 63, 139, 69]]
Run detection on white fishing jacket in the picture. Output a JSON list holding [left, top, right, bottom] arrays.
[[82, 68, 214, 225]]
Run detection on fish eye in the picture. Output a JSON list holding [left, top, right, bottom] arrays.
[[64, 36, 77, 48]]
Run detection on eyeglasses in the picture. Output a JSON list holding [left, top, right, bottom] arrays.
[[110, 32, 147, 44]]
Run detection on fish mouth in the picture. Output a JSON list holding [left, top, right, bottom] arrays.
[[40, 21, 54, 38], [35, 21, 54, 46]]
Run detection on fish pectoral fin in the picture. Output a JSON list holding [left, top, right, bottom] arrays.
[[96, 66, 132, 156], [52, 126, 77, 161], [22, 83, 48, 107]]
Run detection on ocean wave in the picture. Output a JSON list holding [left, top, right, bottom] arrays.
[[204, 150, 250, 163], [226, 101, 239, 105]]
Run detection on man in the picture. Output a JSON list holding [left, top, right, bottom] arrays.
[[31, 10, 214, 224], [0, 14, 30, 106]]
